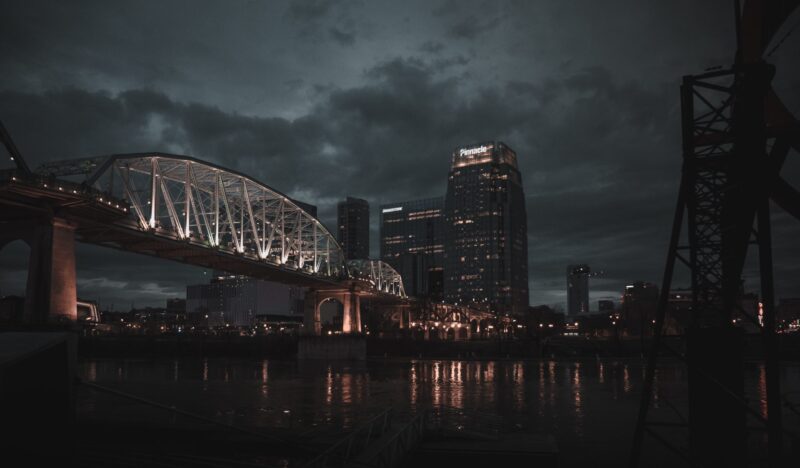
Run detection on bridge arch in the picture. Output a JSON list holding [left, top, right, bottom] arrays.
[[0, 239, 30, 323], [44, 153, 346, 279], [318, 296, 345, 335], [304, 289, 362, 336], [0, 218, 77, 323]]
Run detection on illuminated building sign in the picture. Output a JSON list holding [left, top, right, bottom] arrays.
[[453, 144, 495, 168], [382, 206, 403, 213], [459, 145, 492, 157]]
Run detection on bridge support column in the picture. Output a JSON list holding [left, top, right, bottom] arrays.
[[398, 305, 410, 329], [303, 290, 321, 336], [353, 294, 361, 333], [342, 291, 361, 334], [23, 218, 77, 324]]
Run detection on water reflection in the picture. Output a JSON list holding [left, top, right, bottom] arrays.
[[76, 357, 798, 467], [623, 364, 632, 394], [573, 363, 583, 436], [598, 361, 605, 385], [260, 360, 268, 398], [758, 364, 768, 419], [86, 360, 97, 382]]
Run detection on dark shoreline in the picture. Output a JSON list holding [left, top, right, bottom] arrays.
[[76, 334, 800, 361]]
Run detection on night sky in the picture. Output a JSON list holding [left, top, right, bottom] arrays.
[[1, 0, 798, 310]]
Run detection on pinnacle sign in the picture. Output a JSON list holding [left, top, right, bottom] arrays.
[[458, 145, 492, 157]]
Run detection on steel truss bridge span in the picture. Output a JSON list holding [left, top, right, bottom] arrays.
[[32, 153, 405, 297]]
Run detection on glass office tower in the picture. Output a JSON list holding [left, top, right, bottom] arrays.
[[444, 141, 529, 315], [380, 197, 445, 299], [337, 197, 370, 260]]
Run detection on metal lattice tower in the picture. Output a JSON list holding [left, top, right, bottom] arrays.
[[630, 1, 800, 466]]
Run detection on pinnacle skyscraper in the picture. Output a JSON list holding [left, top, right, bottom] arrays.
[[444, 142, 529, 315]]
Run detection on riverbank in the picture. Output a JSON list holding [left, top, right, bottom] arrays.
[[77, 333, 800, 360]]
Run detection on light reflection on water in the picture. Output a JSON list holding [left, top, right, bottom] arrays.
[[77, 358, 800, 467]]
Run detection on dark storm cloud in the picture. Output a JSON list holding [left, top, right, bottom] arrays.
[[329, 27, 356, 46], [1, 0, 798, 309], [419, 41, 445, 54], [0, 58, 684, 306], [447, 14, 506, 40], [287, 0, 363, 47], [287, 0, 335, 21]]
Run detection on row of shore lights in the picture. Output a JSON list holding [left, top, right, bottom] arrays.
[[409, 321, 471, 329]]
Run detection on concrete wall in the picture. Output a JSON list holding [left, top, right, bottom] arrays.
[[297, 335, 366, 360]]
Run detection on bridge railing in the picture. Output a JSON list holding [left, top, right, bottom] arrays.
[[1, 168, 130, 214]]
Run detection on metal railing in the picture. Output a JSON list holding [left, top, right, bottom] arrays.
[[302, 408, 394, 468], [364, 411, 427, 468]]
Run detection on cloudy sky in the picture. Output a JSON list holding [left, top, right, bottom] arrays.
[[1, 0, 798, 310]]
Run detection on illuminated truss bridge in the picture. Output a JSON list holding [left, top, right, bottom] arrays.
[[16, 153, 406, 299]]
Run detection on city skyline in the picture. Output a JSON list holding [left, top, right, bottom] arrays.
[[1, 0, 798, 311], [2, 2, 799, 467]]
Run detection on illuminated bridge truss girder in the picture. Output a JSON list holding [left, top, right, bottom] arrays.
[[346, 259, 406, 297], [89, 154, 345, 278]]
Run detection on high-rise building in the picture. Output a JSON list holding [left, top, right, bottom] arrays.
[[380, 197, 445, 299], [337, 197, 370, 260], [621, 281, 659, 336], [292, 199, 318, 218], [186, 273, 305, 327], [444, 141, 529, 315], [598, 299, 615, 313], [567, 264, 591, 316]]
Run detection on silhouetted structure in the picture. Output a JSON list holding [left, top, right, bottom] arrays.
[[598, 299, 615, 313], [566, 264, 590, 316], [631, 2, 800, 466], [621, 281, 658, 337], [337, 197, 370, 260], [444, 142, 529, 315], [292, 199, 318, 218]]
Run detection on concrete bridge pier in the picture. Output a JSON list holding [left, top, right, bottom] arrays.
[[304, 288, 362, 336], [300, 288, 366, 360], [343, 292, 361, 334], [303, 290, 322, 336], [1, 217, 77, 324]]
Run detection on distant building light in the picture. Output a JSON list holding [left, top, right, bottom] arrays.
[[382, 207, 403, 213]]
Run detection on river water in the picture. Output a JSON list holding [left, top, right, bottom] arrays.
[[78, 357, 800, 467]]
